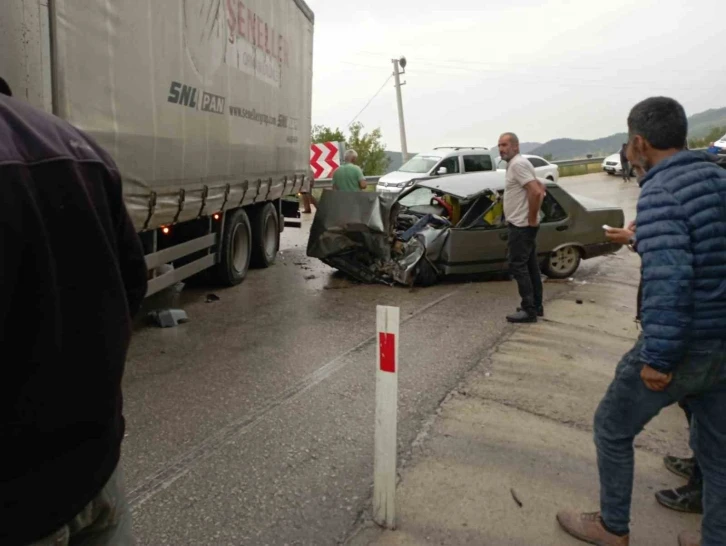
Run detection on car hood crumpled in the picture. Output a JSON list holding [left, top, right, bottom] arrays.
[[306, 191, 443, 285]]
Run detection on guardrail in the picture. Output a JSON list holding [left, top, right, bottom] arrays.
[[313, 149, 709, 189], [314, 176, 381, 190], [552, 157, 606, 167]]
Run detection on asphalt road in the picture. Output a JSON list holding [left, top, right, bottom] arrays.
[[122, 172, 639, 545]]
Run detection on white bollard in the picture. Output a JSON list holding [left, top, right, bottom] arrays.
[[373, 305, 400, 529]]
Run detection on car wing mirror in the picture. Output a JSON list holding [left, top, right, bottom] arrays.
[[437, 167, 448, 175]]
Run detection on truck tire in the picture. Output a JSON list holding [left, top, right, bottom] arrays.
[[209, 208, 252, 286], [250, 203, 279, 268]]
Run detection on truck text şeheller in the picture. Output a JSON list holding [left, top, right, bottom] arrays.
[[1, 0, 315, 295]]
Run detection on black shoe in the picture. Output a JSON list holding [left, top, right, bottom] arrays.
[[518, 306, 544, 317], [506, 310, 537, 323], [655, 482, 703, 514], [664, 455, 695, 480]]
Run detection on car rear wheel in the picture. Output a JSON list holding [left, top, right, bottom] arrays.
[[542, 245, 581, 279]]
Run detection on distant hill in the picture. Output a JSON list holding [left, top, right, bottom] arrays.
[[688, 107, 726, 139], [520, 142, 542, 153], [531, 107, 726, 160], [531, 134, 628, 160]]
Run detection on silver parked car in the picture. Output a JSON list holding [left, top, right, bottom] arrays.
[[308, 172, 624, 286]]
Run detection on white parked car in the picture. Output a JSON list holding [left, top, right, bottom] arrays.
[[496, 154, 559, 182], [602, 153, 635, 177], [376, 147, 498, 194], [708, 132, 726, 155]]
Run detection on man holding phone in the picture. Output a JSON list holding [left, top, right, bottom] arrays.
[[557, 97, 726, 546]]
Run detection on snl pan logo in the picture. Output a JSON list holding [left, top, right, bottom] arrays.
[[167, 81, 225, 114]]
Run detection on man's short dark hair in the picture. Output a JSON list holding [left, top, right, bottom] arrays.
[[500, 132, 519, 146], [0, 77, 12, 97], [627, 97, 687, 150]]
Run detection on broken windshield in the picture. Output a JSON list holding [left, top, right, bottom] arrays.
[[398, 187, 436, 208]]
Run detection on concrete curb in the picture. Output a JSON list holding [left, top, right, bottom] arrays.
[[346, 250, 698, 546]]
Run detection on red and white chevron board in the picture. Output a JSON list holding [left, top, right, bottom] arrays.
[[310, 141, 341, 179]]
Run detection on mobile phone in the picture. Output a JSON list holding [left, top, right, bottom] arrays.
[[602, 224, 613, 231]]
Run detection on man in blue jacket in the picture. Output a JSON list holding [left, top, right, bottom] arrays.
[[557, 97, 726, 546]]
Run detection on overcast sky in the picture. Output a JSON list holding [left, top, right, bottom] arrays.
[[306, 0, 725, 153]]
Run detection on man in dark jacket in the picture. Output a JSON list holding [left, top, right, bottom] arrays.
[[557, 97, 726, 546], [0, 79, 147, 545], [619, 142, 632, 182]]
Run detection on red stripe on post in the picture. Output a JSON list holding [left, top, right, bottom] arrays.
[[379, 332, 396, 373]]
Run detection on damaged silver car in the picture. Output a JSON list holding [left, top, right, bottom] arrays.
[[307, 172, 624, 286]]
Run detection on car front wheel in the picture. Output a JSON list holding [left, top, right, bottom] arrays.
[[542, 245, 581, 279]]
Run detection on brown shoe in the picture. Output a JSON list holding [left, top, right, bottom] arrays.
[[678, 531, 701, 546], [556, 510, 629, 545]]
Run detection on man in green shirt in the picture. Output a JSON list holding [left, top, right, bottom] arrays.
[[332, 149, 367, 191]]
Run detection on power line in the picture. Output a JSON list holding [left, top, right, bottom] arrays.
[[346, 73, 393, 127], [352, 50, 726, 74]]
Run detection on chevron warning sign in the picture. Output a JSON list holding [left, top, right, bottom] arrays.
[[310, 141, 342, 179]]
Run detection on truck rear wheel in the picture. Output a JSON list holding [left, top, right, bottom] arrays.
[[250, 203, 279, 268], [209, 208, 252, 286]]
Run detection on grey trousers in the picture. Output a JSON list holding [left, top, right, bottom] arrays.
[[29, 467, 134, 546]]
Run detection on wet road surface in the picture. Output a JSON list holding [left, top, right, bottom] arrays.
[[122, 173, 639, 545]]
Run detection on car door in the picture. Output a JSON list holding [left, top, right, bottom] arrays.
[[462, 154, 494, 173], [440, 193, 509, 274], [434, 156, 461, 176], [535, 190, 571, 258], [526, 156, 545, 177]]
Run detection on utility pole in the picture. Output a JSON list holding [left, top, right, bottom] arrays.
[[392, 57, 409, 162]]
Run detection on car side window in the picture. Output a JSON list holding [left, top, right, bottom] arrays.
[[463, 155, 493, 172], [541, 192, 568, 223], [436, 156, 460, 174], [527, 157, 546, 168]]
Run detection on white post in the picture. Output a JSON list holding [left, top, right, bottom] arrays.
[[391, 58, 409, 163], [373, 305, 400, 529]]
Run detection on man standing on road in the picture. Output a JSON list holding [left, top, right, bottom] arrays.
[[557, 96, 726, 546], [0, 78, 147, 545], [498, 132, 546, 323], [620, 142, 632, 182], [332, 149, 367, 192]]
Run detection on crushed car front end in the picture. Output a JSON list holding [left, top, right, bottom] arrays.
[[306, 190, 450, 286]]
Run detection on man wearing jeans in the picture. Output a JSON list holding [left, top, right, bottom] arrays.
[[557, 97, 726, 546], [498, 132, 546, 323]]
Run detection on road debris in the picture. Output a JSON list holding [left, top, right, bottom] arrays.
[[205, 294, 220, 303], [510, 488, 523, 508], [148, 309, 189, 328]]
